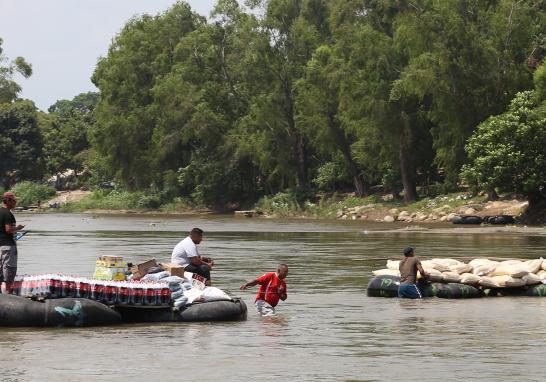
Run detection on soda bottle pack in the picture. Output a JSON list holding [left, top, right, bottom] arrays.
[[9, 274, 172, 307]]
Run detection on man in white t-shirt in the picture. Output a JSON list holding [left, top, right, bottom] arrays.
[[171, 227, 213, 285]]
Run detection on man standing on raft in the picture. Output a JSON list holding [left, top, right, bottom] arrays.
[[398, 247, 428, 299], [0, 192, 25, 294], [240, 264, 288, 316]]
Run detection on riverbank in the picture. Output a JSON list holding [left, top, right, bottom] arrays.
[[41, 190, 533, 224]]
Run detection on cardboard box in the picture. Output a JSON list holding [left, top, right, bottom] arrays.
[[130, 258, 157, 280], [94, 256, 126, 280], [160, 262, 185, 277]]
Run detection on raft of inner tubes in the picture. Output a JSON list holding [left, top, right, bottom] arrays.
[[0, 294, 247, 327], [0, 272, 248, 327], [369, 257, 546, 298], [368, 275, 546, 299]]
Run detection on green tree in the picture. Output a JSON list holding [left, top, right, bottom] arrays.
[[91, 2, 204, 190], [296, 45, 368, 196], [0, 38, 32, 103], [461, 64, 546, 218], [0, 100, 43, 188], [388, 0, 544, 187], [40, 92, 98, 186], [238, 0, 329, 191]]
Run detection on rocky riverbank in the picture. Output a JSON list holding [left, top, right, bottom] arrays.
[[336, 198, 528, 223]]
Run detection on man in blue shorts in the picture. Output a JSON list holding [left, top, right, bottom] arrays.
[[398, 246, 428, 299]]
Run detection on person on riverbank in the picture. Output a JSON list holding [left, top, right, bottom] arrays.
[[0, 192, 25, 294], [240, 264, 288, 316], [171, 227, 214, 286], [398, 247, 428, 299]]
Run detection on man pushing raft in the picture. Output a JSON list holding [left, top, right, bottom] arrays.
[[398, 247, 428, 299]]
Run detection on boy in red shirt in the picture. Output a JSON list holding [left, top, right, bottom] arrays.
[[240, 264, 288, 316]]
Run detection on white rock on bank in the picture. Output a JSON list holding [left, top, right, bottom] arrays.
[[446, 213, 458, 222], [383, 215, 395, 222], [398, 210, 410, 219], [415, 213, 428, 221]]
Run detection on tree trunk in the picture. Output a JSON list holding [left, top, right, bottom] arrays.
[[521, 191, 546, 224], [399, 113, 417, 202], [283, 80, 308, 188], [486, 188, 499, 201], [327, 113, 367, 197]]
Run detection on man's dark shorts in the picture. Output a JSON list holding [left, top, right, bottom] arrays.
[[184, 263, 211, 281], [0, 245, 18, 284], [398, 283, 422, 299]]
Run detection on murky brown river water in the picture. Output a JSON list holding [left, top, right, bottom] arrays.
[[1, 213, 546, 381]]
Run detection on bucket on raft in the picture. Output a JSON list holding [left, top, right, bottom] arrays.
[[366, 275, 482, 299], [0, 294, 121, 327]]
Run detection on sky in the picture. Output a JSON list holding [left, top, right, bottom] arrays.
[[0, 0, 216, 111]]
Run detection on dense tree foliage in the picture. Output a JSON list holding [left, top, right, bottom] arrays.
[[87, 0, 544, 207], [41, 92, 98, 184], [462, 64, 546, 209], [0, 38, 32, 104], [0, 100, 43, 188], [2, 1, 546, 213]]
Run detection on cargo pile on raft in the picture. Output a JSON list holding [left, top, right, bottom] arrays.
[[368, 258, 546, 299], [0, 256, 247, 327]]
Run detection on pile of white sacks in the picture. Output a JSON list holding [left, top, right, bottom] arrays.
[[373, 258, 546, 288]]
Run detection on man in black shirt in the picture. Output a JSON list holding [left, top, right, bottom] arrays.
[[0, 192, 25, 294]]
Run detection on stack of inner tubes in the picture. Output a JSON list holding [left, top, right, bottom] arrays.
[[367, 275, 482, 299], [452, 215, 516, 225], [0, 294, 121, 327]]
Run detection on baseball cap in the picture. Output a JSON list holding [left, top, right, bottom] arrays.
[[403, 246, 414, 255]]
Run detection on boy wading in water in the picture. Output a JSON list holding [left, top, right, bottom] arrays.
[[398, 247, 428, 299], [240, 264, 288, 316]]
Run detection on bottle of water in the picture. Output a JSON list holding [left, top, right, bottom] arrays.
[[160, 285, 171, 306], [12, 275, 22, 295], [118, 282, 128, 305], [51, 274, 61, 298], [96, 280, 106, 302], [89, 279, 97, 300]]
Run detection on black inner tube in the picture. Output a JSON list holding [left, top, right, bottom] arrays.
[[0, 294, 121, 327]]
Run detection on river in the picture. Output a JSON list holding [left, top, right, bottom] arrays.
[[1, 213, 546, 381]]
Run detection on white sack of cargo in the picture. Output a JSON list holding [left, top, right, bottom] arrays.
[[499, 260, 522, 266], [201, 287, 231, 302], [373, 269, 400, 277], [524, 259, 542, 274], [460, 273, 481, 285], [537, 270, 546, 280], [386, 260, 400, 270], [421, 260, 450, 272], [449, 263, 473, 275], [479, 276, 500, 288], [505, 277, 526, 288], [491, 275, 526, 288], [424, 268, 443, 282], [489, 264, 529, 278], [473, 262, 498, 276], [522, 273, 541, 285], [469, 258, 492, 268], [431, 258, 462, 267], [542, 259, 546, 271], [441, 272, 462, 283]]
